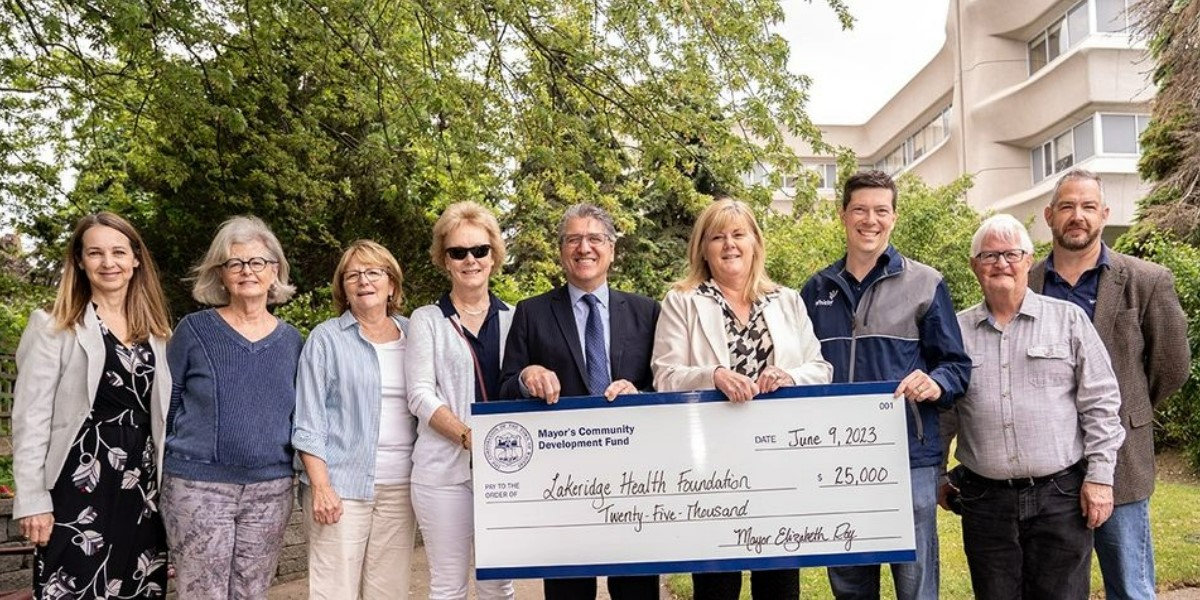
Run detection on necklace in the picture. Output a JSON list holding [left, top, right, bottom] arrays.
[[451, 296, 488, 317]]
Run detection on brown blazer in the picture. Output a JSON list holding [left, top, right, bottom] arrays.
[[1031, 250, 1190, 504]]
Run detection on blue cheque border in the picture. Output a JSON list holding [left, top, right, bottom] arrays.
[[476, 549, 917, 580], [471, 381, 900, 415]]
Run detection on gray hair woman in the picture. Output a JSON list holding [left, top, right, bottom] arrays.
[[161, 215, 304, 598], [652, 198, 832, 599], [407, 201, 515, 599], [293, 240, 417, 598]]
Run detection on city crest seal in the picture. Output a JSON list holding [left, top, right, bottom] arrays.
[[483, 421, 534, 473]]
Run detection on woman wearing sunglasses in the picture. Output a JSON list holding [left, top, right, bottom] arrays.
[[160, 216, 304, 597], [407, 202, 515, 599]]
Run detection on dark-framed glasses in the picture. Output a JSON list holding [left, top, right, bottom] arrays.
[[343, 268, 388, 285], [445, 245, 491, 261], [222, 257, 277, 273], [975, 249, 1029, 265]]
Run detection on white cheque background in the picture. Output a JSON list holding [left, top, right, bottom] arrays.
[[471, 387, 916, 577]]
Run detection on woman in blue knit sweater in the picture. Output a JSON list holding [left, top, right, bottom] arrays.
[[161, 216, 304, 598]]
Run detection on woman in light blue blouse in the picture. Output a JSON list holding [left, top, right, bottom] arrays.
[[292, 240, 417, 599]]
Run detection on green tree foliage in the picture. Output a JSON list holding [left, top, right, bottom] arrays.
[[1114, 232, 1200, 469], [1133, 0, 1200, 242], [764, 174, 983, 311], [0, 236, 54, 351], [1, 0, 852, 319]]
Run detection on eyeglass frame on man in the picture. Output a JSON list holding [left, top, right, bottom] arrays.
[[222, 256, 278, 273], [561, 233, 613, 248], [445, 244, 492, 261], [343, 268, 388, 285], [974, 249, 1029, 265]]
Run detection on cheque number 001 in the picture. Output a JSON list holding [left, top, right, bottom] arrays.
[[832, 466, 890, 486]]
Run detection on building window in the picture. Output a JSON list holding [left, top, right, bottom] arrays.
[[1029, 34, 1049, 74], [1031, 113, 1146, 182], [876, 145, 907, 176], [1028, 0, 1128, 75], [1074, 117, 1096, 163], [744, 162, 837, 193], [811, 163, 837, 190], [1099, 114, 1150, 153], [744, 162, 771, 187], [1032, 117, 1091, 183], [874, 106, 952, 175], [1096, 0, 1131, 32]]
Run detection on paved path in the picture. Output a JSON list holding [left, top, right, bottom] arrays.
[[268, 543, 673, 599]]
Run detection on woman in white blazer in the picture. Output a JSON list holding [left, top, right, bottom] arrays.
[[407, 201, 515, 600], [651, 197, 832, 600], [13, 212, 173, 598]]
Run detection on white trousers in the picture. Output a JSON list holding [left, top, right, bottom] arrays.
[[303, 483, 416, 600], [411, 480, 514, 600]]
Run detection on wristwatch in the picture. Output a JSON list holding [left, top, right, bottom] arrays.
[[460, 428, 472, 450]]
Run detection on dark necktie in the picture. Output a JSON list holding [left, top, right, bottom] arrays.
[[582, 293, 611, 395]]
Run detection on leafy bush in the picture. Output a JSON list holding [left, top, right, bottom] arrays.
[[0, 274, 55, 353], [273, 285, 337, 337]]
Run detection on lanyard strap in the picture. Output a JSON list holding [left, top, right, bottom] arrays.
[[448, 316, 489, 403]]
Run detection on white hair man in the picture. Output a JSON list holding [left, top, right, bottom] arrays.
[[943, 214, 1124, 599]]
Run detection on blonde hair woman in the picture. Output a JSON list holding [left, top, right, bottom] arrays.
[[651, 198, 832, 599], [407, 202, 515, 599]]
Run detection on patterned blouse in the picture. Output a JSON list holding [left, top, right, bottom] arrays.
[[697, 281, 778, 379]]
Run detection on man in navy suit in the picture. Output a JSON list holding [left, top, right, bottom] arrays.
[[500, 203, 661, 600]]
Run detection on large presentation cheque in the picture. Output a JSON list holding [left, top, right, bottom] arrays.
[[470, 383, 914, 580]]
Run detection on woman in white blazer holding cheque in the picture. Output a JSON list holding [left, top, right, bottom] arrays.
[[651, 197, 832, 600]]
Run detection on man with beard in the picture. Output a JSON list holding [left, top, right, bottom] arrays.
[[1029, 168, 1190, 600], [948, 214, 1123, 599]]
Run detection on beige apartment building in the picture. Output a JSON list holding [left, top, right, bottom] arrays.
[[754, 0, 1150, 242]]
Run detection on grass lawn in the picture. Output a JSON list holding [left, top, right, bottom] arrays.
[[666, 452, 1200, 598]]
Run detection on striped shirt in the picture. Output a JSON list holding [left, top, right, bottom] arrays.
[[293, 311, 412, 500], [954, 291, 1124, 484]]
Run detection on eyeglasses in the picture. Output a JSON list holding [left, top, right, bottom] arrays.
[[222, 257, 277, 273], [445, 245, 491, 261], [974, 249, 1029, 265], [343, 268, 388, 285], [562, 233, 612, 248]]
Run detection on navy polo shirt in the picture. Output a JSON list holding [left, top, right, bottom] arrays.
[[437, 292, 509, 402], [839, 252, 891, 310], [1042, 244, 1111, 321]]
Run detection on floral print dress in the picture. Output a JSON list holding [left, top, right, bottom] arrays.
[[34, 319, 168, 599]]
